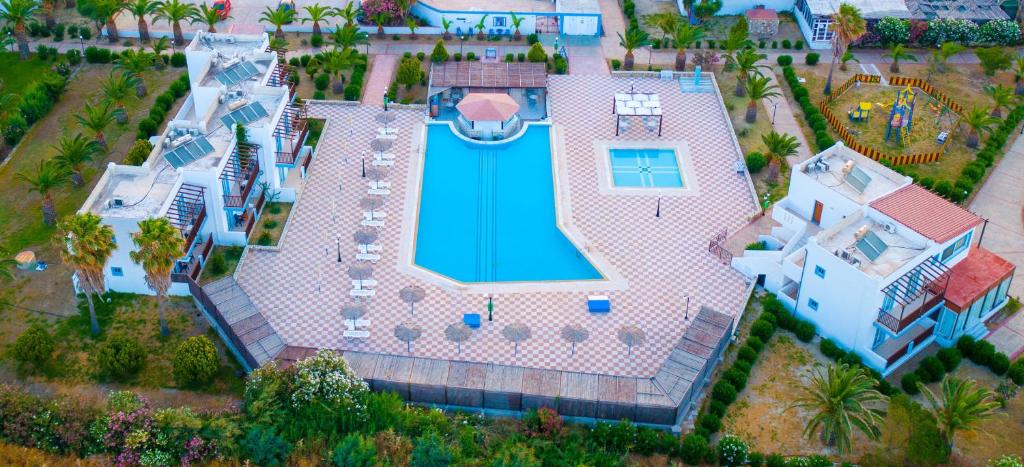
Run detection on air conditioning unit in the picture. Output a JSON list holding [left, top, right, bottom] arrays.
[[110, 198, 125, 208], [883, 223, 897, 234], [225, 37, 236, 44]]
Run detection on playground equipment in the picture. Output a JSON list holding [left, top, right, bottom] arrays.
[[848, 101, 872, 122], [885, 85, 916, 144]]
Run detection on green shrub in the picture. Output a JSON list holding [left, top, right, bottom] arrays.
[[527, 42, 547, 63], [723, 367, 748, 391], [137, 117, 158, 137], [750, 319, 775, 342], [411, 431, 452, 465], [746, 335, 765, 353], [717, 434, 749, 467], [314, 73, 330, 91], [745, 241, 766, 250], [936, 347, 962, 372], [805, 52, 820, 65], [732, 358, 753, 375], [554, 55, 568, 74], [344, 84, 361, 101], [429, 40, 448, 63], [680, 433, 710, 464], [708, 399, 728, 417], [794, 40, 804, 50], [749, 452, 765, 467], [242, 426, 291, 466], [990, 352, 1011, 375], [173, 336, 219, 387], [12, 324, 54, 369], [711, 381, 737, 405], [169, 79, 187, 98], [874, 17, 910, 45], [901, 372, 921, 394], [737, 345, 758, 363], [746, 152, 767, 173], [1008, 360, 1024, 385], [527, 33, 539, 44], [956, 335, 977, 358], [781, 39, 791, 49], [611, 59, 622, 70], [207, 252, 227, 275], [766, 453, 786, 467], [917, 356, 945, 383], [794, 320, 816, 342], [332, 433, 376, 466], [698, 412, 721, 432], [314, 90, 326, 100], [95, 335, 146, 380], [4, 113, 28, 146], [164, 51, 184, 67], [973, 339, 997, 366], [819, 338, 843, 359], [777, 55, 792, 66]]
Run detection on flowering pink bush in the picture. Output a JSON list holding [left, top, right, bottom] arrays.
[[360, 0, 408, 23]]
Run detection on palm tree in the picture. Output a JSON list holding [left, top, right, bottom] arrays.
[[671, 22, 703, 71], [474, 14, 488, 40], [330, 23, 368, 51], [15, 159, 70, 225], [57, 212, 116, 336], [405, 16, 418, 39], [762, 130, 800, 180], [125, 0, 157, 42], [743, 74, 780, 123], [100, 72, 137, 124], [934, 42, 965, 74], [823, 3, 866, 95], [617, 27, 650, 71], [642, 11, 678, 44], [721, 16, 751, 71], [0, 0, 40, 59], [733, 47, 766, 97], [1013, 55, 1024, 95], [260, 5, 294, 40], [150, 36, 170, 69], [839, 50, 858, 71], [301, 3, 335, 37], [0, 249, 16, 281], [509, 12, 523, 41], [53, 134, 101, 186], [75, 100, 118, 147], [336, 1, 357, 27], [130, 217, 184, 337], [191, 3, 228, 33], [883, 43, 916, 73], [93, 0, 128, 43], [441, 16, 452, 40], [961, 106, 1000, 148], [155, 0, 198, 45], [115, 48, 155, 96], [919, 376, 1001, 453], [790, 364, 887, 453], [318, 47, 364, 92], [983, 84, 1013, 117], [40, 0, 55, 28], [371, 12, 389, 38]]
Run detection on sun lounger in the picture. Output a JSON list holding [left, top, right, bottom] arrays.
[[343, 330, 369, 339], [370, 181, 392, 189], [360, 219, 384, 227], [463, 313, 481, 329], [346, 319, 372, 331], [350, 289, 376, 298], [376, 129, 397, 139], [359, 244, 383, 253], [363, 211, 387, 220], [368, 188, 391, 196], [374, 153, 396, 160], [588, 295, 611, 313], [351, 279, 378, 288], [372, 159, 394, 167], [356, 253, 381, 262]]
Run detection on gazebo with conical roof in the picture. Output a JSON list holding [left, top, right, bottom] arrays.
[[455, 93, 521, 140]]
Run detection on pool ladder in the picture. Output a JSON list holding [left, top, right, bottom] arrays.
[[474, 150, 498, 282]]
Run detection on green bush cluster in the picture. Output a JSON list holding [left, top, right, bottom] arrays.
[[12, 324, 55, 369], [123, 138, 154, 166], [745, 152, 767, 172], [137, 73, 190, 140], [170, 52, 187, 67], [957, 335, 1012, 375], [804, 52, 819, 65], [84, 46, 117, 64], [782, 65, 834, 151], [172, 336, 220, 388], [95, 335, 146, 380], [810, 322, 897, 395], [344, 60, 369, 101], [3, 72, 68, 147]]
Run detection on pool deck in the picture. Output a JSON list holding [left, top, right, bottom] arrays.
[[235, 74, 759, 422]]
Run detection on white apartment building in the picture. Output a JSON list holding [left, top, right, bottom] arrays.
[[78, 31, 311, 296], [733, 143, 1015, 374]]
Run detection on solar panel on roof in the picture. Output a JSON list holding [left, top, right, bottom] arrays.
[[856, 230, 889, 262], [214, 61, 260, 86], [163, 137, 215, 169], [220, 102, 268, 128], [846, 165, 872, 193]]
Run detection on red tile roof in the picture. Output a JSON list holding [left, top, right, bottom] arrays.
[[944, 247, 1015, 311], [869, 184, 983, 243], [745, 7, 779, 20]]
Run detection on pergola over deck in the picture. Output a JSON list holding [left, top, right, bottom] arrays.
[[430, 62, 547, 92]]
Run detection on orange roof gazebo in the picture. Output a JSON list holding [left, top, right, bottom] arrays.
[[456, 93, 520, 122]]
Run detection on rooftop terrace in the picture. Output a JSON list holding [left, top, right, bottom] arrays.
[[816, 210, 930, 279], [799, 144, 910, 205]]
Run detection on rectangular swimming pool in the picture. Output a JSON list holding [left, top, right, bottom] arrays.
[[608, 148, 683, 188], [414, 124, 601, 283]]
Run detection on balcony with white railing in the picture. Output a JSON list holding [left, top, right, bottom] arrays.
[[876, 257, 951, 334], [220, 142, 260, 209], [166, 183, 207, 254]]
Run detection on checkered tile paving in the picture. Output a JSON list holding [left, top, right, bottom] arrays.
[[236, 75, 758, 378]]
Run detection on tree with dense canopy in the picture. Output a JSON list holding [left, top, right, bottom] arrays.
[[790, 363, 888, 453], [16, 159, 70, 225], [57, 212, 116, 335], [0, 0, 40, 59], [130, 217, 185, 337], [823, 3, 866, 95]]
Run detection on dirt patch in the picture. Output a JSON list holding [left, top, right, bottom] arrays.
[[250, 202, 294, 246]]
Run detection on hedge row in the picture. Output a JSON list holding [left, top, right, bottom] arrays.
[[136, 73, 191, 142], [899, 346, 964, 394], [780, 63, 835, 151], [3, 72, 69, 147]]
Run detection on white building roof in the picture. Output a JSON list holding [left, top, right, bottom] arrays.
[[556, 0, 600, 14], [797, 144, 910, 205], [804, 0, 912, 18]]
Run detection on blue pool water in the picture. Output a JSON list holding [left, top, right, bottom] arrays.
[[414, 124, 601, 283], [608, 148, 684, 188]]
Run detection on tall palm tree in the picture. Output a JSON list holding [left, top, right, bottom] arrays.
[[509, 12, 523, 41], [57, 213, 116, 336], [336, 1, 357, 27], [441, 16, 452, 40], [405, 16, 418, 39], [733, 48, 766, 97], [0, 0, 40, 59], [790, 364, 888, 453], [100, 72, 137, 123], [919, 376, 1001, 454], [75, 100, 118, 147], [617, 27, 650, 71], [983, 84, 1013, 117], [15, 159, 70, 225], [671, 22, 703, 71], [474, 14, 488, 40], [191, 3, 228, 33], [301, 3, 335, 37], [762, 130, 801, 171], [125, 0, 157, 42], [882, 43, 916, 73], [961, 106, 1000, 148], [259, 5, 294, 40], [642, 11, 678, 44], [150, 36, 170, 69], [130, 217, 184, 337], [823, 3, 866, 95], [93, 0, 128, 43], [330, 23, 368, 51], [115, 48, 155, 96], [53, 134, 101, 186], [743, 74, 780, 123], [371, 12, 389, 38], [721, 16, 751, 71], [155, 0, 198, 45]]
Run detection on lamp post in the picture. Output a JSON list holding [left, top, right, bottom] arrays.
[[336, 234, 342, 263], [771, 101, 778, 125], [7, 32, 12, 53], [78, 34, 85, 55], [648, 45, 653, 69], [487, 294, 494, 322], [684, 295, 691, 321], [460, 35, 466, 55]]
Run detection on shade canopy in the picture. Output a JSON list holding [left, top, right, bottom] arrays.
[[456, 93, 520, 122]]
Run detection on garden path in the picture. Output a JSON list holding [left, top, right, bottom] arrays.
[[362, 54, 397, 106], [760, 68, 813, 166]]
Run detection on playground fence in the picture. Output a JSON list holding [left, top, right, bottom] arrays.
[[816, 74, 962, 166]]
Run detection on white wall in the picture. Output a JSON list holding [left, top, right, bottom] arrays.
[[677, 0, 795, 17], [787, 167, 863, 228]]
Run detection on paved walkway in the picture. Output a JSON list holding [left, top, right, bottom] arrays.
[[971, 130, 1024, 357], [361, 54, 396, 106], [759, 68, 813, 167]]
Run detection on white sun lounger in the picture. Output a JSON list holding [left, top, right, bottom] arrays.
[[372, 159, 394, 167], [368, 188, 391, 196], [377, 129, 397, 138], [355, 253, 381, 262], [360, 219, 384, 227], [346, 319, 372, 331], [351, 279, 378, 288], [350, 289, 376, 298], [343, 330, 369, 339], [370, 181, 392, 189], [363, 211, 387, 220], [375, 153, 396, 161], [358, 244, 383, 253]]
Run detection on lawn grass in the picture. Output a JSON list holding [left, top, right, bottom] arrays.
[[826, 83, 957, 156], [250, 202, 294, 247], [0, 52, 59, 114], [199, 246, 244, 285]]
